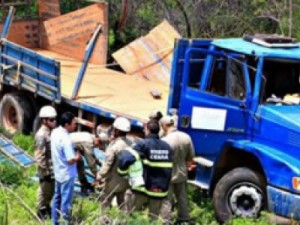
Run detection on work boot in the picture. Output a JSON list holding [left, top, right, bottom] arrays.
[[86, 182, 95, 193], [81, 185, 88, 196], [37, 207, 47, 220], [81, 182, 94, 196], [46, 206, 52, 219]]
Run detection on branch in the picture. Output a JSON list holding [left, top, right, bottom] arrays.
[[256, 14, 284, 34], [256, 15, 280, 23], [117, 0, 129, 33], [174, 0, 192, 37], [289, 0, 292, 37]]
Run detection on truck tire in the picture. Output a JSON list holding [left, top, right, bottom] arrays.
[[0, 93, 34, 134], [32, 114, 41, 135], [213, 167, 266, 223]]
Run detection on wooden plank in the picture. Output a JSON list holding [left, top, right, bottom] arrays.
[[112, 20, 180, 85], [112, 37, 172, 84], [37, 0, 60, 20], [35, 49, 169, 121], [41, 3, 108, 65], [0, 20, 39, 48], [43, 3, 106, 46]]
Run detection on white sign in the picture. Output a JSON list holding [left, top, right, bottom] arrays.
[[191, 107, 227, 131]]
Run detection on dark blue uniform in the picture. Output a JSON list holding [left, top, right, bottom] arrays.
[[118, 133, 173, 219]]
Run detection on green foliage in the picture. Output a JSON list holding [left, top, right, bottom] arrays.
[[0, 131, 281, 225], [0, 125, 13, 139], [0, 162, 25, 186], [0, 182, 41, 225], [189, 189, 218, 225], [60, 0, 89, 14], [0, 185, 8, 225], [128, 211, 162, 225], [12, 133, 35, 155], [72, 197, 99, 224], [227, 212, 277, 225], [0, 180, 280, 225], [14, 1, 38, 19]]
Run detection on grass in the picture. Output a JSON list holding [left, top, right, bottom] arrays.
[[0, 132, 287, 225]]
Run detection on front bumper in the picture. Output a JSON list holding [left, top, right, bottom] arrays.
[[267, 186, 300, 220]]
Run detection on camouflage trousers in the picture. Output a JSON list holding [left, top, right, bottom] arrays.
[[161, 181, 190, 224], [37, 179, 54, 210]]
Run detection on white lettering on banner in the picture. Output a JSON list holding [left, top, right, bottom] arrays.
[[191, 107, 227, 131], [149, 149, 169, 160]]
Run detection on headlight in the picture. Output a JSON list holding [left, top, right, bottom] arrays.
[[292, 177, 300, 191]]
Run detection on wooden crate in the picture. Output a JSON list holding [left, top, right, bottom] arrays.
[[41, 3, 108, 65]]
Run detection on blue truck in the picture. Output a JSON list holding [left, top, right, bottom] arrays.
[[170, 35, 300, 222], [0, 7, 300, 224]]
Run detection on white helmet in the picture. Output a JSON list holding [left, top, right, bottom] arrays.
[[39, 106, 57, 118], [113, 117, 131, 132], [96, 124, 110, 142]]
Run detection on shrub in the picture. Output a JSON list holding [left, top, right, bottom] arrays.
[[0, 182, 40, 225], [228, 212, 274, 225], [12, 133, 35, 155], [0, 162, 25, 186]]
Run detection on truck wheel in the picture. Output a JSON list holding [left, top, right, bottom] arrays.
[[213, 167, 265, 223], [0, 93, 34, 134]]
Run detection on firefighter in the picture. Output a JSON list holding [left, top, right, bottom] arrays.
[[160, 115, 195, 224], [34, 105, 57, 220], [149, 110, 164, 137], [149, 110, 163, 122], [96, 124, 112, 151], [96, 117, 132, 211], [118, 120, 173, 220], [70, 131, 102, 194]]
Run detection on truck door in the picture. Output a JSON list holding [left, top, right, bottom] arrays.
[[178, 48, 251, 160]]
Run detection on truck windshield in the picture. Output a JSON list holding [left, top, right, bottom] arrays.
[[261, 58, 300, 105]]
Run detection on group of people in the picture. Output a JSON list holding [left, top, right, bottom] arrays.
[[35, 106, 195, 225]]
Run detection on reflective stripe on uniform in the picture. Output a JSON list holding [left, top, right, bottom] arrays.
[[117, 168, 128, 175], [126, 147, 140, 160], [146, 190, 168, 198], [117, 147, 140, 176], [132, 186, 168, 198], [143, 159, 173, 168]]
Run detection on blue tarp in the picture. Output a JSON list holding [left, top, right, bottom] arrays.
[[74, 148, 105, 194]]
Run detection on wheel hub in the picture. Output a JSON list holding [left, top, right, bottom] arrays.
[[229, 185, 262, 217], [3, 105, 18, 132]]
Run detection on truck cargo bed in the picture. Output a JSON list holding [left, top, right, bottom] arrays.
[[35, 49, 169, 122]]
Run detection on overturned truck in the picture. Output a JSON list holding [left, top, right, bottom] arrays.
[[1, 1, 300, 224]]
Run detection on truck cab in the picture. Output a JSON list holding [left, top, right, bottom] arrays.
[[170, 35, 300, 222]]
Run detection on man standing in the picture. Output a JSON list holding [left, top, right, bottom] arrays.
[[35, 105, 57, 220], [96, 117, 132, 211], [118, 120, 173, 220], [160, 116, 195, 224], [149, 110, 164, 137], [51, 112, 80, 225], [70, 131, 102, 194], [149, 110, 163, 122], [96, 124, 113, 151]]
